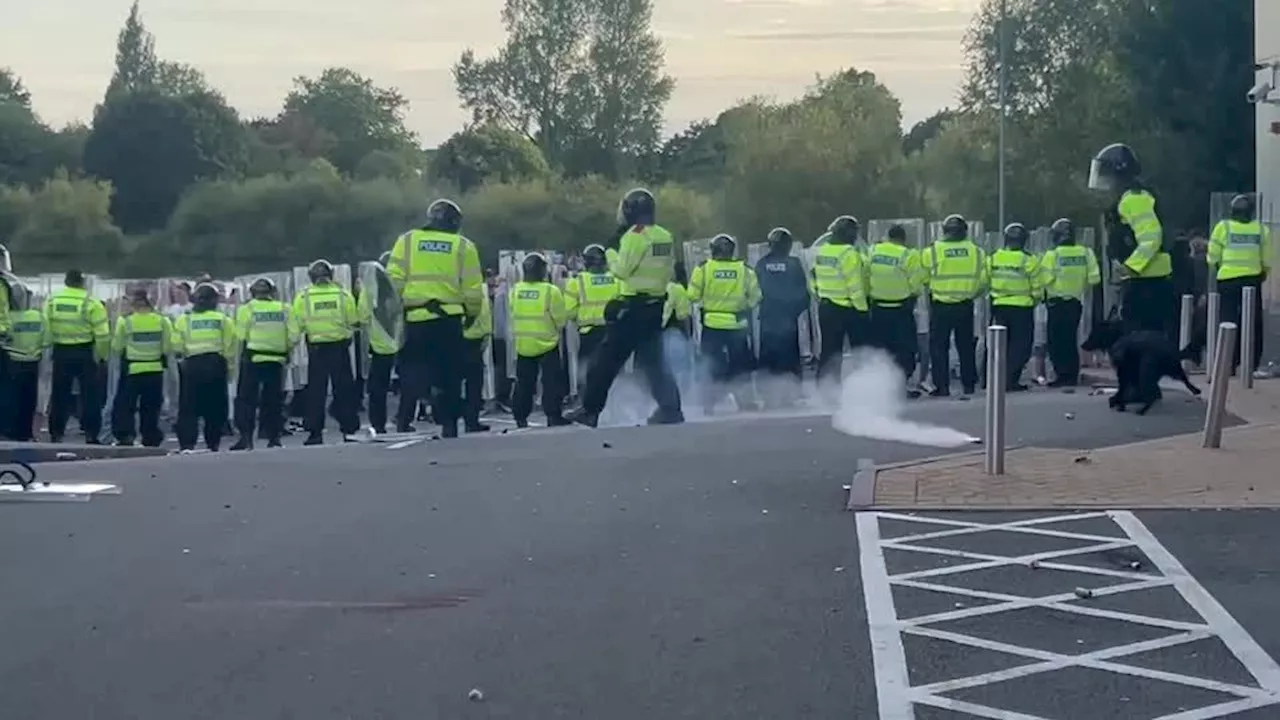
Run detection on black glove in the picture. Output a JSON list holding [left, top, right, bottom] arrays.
[[422, 299, 446, 316], [603, 298, 624, 323]]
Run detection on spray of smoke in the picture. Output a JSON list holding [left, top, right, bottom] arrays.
[[830, 348, 976, 447]]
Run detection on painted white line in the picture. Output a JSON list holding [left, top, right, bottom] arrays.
[[856, 512, 915, 720], [385, 438, 425, 450], [1110, 511, 1280, 692], [862, 510, 1280, 719]]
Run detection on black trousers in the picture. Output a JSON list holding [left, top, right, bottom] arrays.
[[177, 354, 228, 450], [365, 352, 397, 432], [235, 360, 285, 441], [1122, 276, 1176, 339], [816, 300, 870, 384], [1046, 297, 1083, 384], [700, 326, 753, 407], [928, 299, 978, 394], [49, 343, 101, 440], [114, 367, 165, 446], [402, 315, 464, 435], [491, 336, 512, 406], [5, 359, 39, 441], [305, 340, 359, 436], [513, 347, 566, 423], [870, 302, 917, 380], [462, 337, 485, 425], [581, 296, 681, 418], [757, 313, 802, 378], [1219, 275, 1265, 373], [991, 304, 1035, 389]]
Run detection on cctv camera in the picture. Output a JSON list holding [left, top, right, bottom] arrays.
[[1248, 81, 1274, 103]]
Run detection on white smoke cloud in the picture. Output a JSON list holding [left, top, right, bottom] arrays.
[[831, 348, 976, 447]]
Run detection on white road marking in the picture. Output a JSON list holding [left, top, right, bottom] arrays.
[[858, 510, 1280, 719]]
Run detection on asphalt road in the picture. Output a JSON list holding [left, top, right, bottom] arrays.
[[1, 388, 1264, 720]]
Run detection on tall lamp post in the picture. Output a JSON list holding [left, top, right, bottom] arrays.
[[997, 0, 1007, 232]]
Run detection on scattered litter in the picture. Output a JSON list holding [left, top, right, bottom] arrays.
[[428, 573, 436, 579], [954, 602, 965, 609], [834, 566, 845, 573], [805, 428, 813, 434], [731, 480, 738, 485], [1129, 561, 1142, 570], [1064, 412, 1075, 420], [55, 452, 77, 461], [429, 460, 438, 466], [468, 688, 484, 702], [182, 548, 191, 554], [1074, 456, 1091, 464], [761, 509, 769, 514], [1074, 587, 1093, 599], [602, 442, 612, 449], [1029, 560, 1041, 570]]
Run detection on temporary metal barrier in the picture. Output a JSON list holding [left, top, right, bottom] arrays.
[[1202, 322, 1238, 449], [1242, 286, 1257, 388], [1179, 294, 1194, 353], [984, 324, 1007, 475]]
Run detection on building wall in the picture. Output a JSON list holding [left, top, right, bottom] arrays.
[[1258, 0, 1280, 223]]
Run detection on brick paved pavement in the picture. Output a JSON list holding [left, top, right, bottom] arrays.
[[868, 378, 1280, 509]]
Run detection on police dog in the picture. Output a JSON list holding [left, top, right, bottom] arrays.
[[1080, 319, 1202, 415]]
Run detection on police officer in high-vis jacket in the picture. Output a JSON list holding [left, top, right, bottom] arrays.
[[232, 277, 298, 449], [867, 224, 924, 393], [1089, 143, 1175, 337], [922, 215, 987, 397], [112, 288, 173, 447], [1039, 218, 1100, 387], [386, 199, 485, 438], [689, 233, 761, 412], [509, 252, 570, 429], [988, 223, 1042, 392], [46, 269, 111, 443], [293, 260, 360, 444], [1208, 193, 1272, 373], [812, 215, 870, 386], [3, 285, 43, 441], [570, 188, 684, 427], [564, 244, 619, 378], [174, 283, 236, 452]]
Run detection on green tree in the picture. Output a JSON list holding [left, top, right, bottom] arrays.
[[282, 68, 419, 175], [903, 109, 956, 155], [428, 123, 551, 192], [0, 68, 32, 107], [454, 0, 673, 177], [84, 88, 248, 232], [0, 174, 125, 274], [104, 1, 159, 99]]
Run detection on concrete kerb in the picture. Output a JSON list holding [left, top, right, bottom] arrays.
[[0, 443, 170, 465]]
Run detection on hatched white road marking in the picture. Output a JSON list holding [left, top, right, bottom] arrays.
[[858, 510, 1280, 719]]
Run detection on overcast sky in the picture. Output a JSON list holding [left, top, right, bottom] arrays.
[[2, 0, 980, 145]]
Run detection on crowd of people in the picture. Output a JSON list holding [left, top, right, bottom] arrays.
[[0, 141, 1271, 448]]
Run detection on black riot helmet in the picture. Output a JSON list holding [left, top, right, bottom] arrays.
[[828, 215, 859, 244], [1003, 222, 1030, 250], [941, 214, 968, 240], [250, 276, 276, 299], [767, 227, 794, 255], [308, 259, 334, 283], [617, 188, 656, 226], [583, 244, 607, 272], [424, 198, 463, 233], [1088, 143, 1141, 193], [710, 233, 736, 260], [192, 283, 220, 312], [129, 287, 152, 310], [1229, 194, 1256, 223], [1050, 218, 1075, 246], [887, 224, 907, 243], [522, 252, 549, 282]]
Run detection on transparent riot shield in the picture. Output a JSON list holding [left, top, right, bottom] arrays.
[[1029, 226, 1051, 382], [550, 263, 574, 399], [683, 239, 712, 353], [357, 261, 404, 362], [497, 250, 521, 386]]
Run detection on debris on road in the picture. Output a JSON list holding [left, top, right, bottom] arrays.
[[468, 688, 484, 702], [1074, 587, 1093, 599]]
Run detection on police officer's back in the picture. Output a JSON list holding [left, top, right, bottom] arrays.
[[292, 260, 360, 444], [45, 269, 111, 443], [921, 215, 987, 396], [571, 188, 683, 427], [988, 223, 1042, 391], [1208, 193, 1271, 372], [112, 288, 173, 447], [1039, 218, 1100, 386], [564, 244, 619, 361], [1089, 143, 1174, 335], [174, 283, 236, 451], [754, 227, 810, 380], [232, 277, 298, 449], [509, 252, 569, 428], [867, 224, 924, 386], [690, 234, 760, 407], [3, 285, 44, 441], [386, 199, 484, 438]]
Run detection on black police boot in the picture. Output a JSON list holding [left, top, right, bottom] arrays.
[[267, 438, 283, 448], [230, 436, 253, 451], [565, 407, 599, 428], [440, 421, 459, 439], [646, 409, 685, 425], [304, 433, 324, 446], [465, 420, 490, 433], [545, 415, 570, 427], [928, 387, 950, 398], [515, 418, 530, 429]]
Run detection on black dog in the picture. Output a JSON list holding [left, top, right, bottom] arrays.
[[1081, 320, 1202, 415]]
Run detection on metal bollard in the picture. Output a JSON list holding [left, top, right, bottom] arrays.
[[1202, 322, 1239, 449], [1242, 286, 1257, 389], [984, 325, 1008, 475], [1178, 294, 1193, 353], [1206, 292, 1221, 371]]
